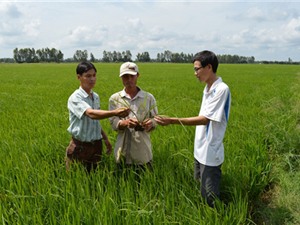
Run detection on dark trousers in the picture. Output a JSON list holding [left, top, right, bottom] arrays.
[[194, 158, 222, 207], [66, 138, 103, 173]]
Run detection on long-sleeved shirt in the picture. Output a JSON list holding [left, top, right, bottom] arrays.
[[109, 88, 158, 164]]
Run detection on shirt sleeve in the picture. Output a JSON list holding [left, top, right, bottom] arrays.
[[109, 94, 122, 131], [68, 95, 91, 119], [201, 86, 230, 123], [148, 94, 158, 128], [149, 94, 158, 117]]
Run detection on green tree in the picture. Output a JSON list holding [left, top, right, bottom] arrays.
[[13, 48, 37, 63], [136, 52, 150, 62], [90, 53, 95, 62], [73, 50, 88, 62], [102, 51, 110, 62], [122, 50, 132, 62]]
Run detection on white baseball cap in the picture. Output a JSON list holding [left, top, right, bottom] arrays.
[[119, 62, 139, 77]]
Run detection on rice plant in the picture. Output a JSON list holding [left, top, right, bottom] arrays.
[[1, 63, 299, 224]]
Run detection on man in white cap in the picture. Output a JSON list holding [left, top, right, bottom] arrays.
[[109, 62, 158, 172]]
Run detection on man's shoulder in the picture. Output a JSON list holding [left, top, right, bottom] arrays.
[[139, 89, 155, 98], [215, 79, 229, 92], [93, 91, 99, 98], [69, 88, 91, 102], [68, 89, 80, 100], [140, 91, 156, 102], [109, 90, 123, 99]]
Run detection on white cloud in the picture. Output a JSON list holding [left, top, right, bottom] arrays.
[[0, 3, 23, 36], [66, 25, 106, 46], [0, 2, 41, 50], [246, 7, 266, 21], [0, 2, 22, 18], [1, 1, 300, 61], [283, 17, 300, 45], [22, 19, 40, 37], [127, 18, 143, 31]]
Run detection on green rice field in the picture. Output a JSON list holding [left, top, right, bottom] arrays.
[[0, 63, 299, 224]]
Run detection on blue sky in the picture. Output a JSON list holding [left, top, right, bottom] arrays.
[[1, 1, 300, 61]]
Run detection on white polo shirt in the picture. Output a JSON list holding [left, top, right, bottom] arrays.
[[194, 77, 231, 166]]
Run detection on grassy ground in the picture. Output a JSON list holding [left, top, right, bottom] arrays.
[[252, 69, 300, 225], [0, 63, 299, 224]]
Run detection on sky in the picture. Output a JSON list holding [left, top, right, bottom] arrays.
[[1, 1, 300, 61]]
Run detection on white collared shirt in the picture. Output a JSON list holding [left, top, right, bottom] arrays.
[[194, 77, 231, 166]]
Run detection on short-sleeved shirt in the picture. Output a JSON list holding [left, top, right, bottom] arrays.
[[194, 77, 231, 166], [67, 86, 102, 142], [109, 88, 158, 165]]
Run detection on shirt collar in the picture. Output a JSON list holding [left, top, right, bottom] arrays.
[[205, 77, 222, 94], [120, 87, 144, 99], [79, 86, 93, 98]]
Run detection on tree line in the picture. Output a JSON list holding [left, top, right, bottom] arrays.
[[0, 47, 298, 64], [13, 48, 64, 63]]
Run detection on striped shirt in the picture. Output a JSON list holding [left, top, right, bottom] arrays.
[[67, 86, 102, 142]]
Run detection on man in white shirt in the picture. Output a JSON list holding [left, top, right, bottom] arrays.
[[155, 51, 231, 207]]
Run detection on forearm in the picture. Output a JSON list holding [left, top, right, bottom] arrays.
[[101, 130, 108, 140], [85, 108, 116, 120], [101, 129, 112, 154], [170, 116, 209, 126]]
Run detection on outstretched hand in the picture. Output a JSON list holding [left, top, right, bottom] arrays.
[[115, 107, 130, 117], [154, 115, 171, 126]]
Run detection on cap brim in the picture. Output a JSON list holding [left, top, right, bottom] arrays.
[[119, 71, 138, 77]]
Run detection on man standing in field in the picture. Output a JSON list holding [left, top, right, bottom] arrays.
[[155, 50, 231, 207], [66, 62, 129, 173], [109, 62, 158, 172]]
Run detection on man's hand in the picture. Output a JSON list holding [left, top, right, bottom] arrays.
[[154, 115, 171, 126], [103, 138, 112, 154], [114, 107, 130, 118], [128, 118, 139, 129], [142, 118, 155, 132]]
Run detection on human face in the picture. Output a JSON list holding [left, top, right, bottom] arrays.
[[78, 68, 96, 93], [121, 74, 138, 90], [194, 61, 208, 83]]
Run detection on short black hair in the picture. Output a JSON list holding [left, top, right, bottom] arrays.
[[76, 62, 97, 75], [193, 50, 219, 73]]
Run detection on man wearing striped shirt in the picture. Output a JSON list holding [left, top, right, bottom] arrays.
[[66, 62, 129, 172]]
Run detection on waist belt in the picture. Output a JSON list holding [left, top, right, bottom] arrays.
[[72, 137, 102, 146]]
